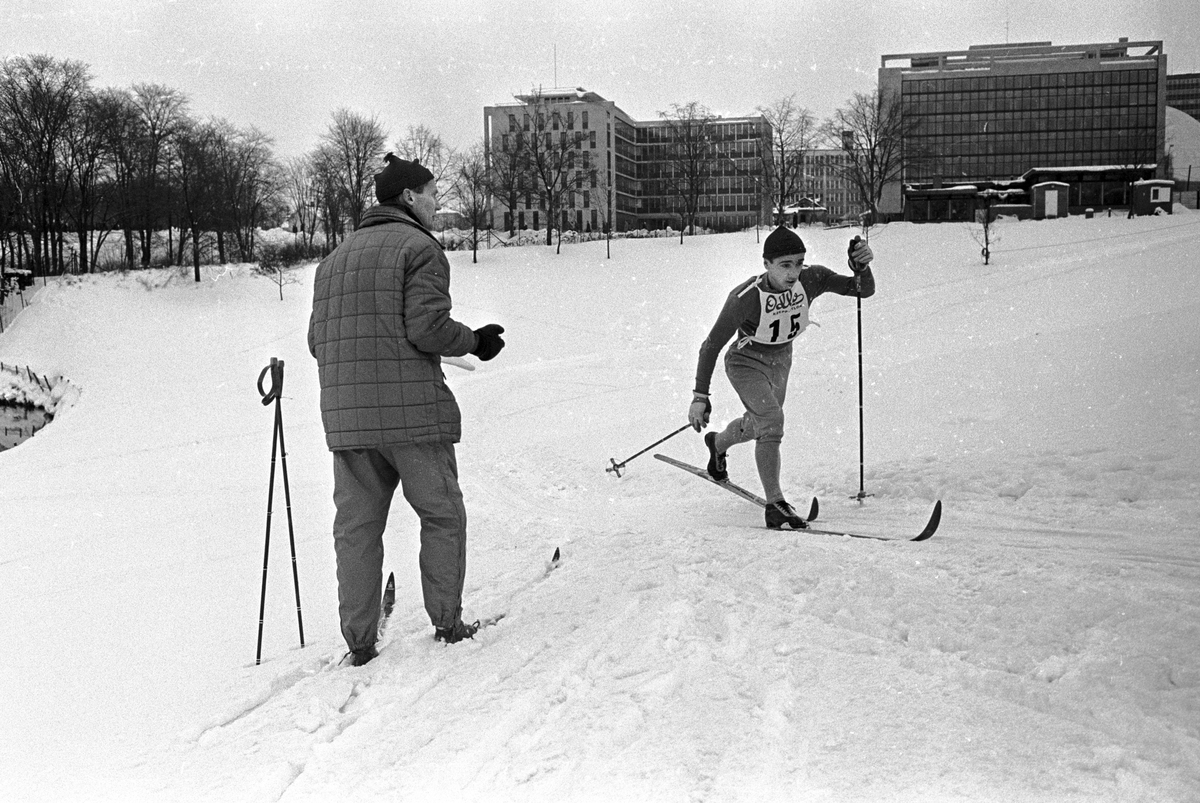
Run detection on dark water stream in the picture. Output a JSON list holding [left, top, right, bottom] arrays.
[[0, 403, 51, 451]]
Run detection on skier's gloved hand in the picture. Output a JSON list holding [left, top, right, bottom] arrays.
[[471, 324, 506, 361], [847, 237, 874, 272], [688, 393, 711, 432]]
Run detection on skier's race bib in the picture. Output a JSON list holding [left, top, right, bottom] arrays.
[[747, 279, 810, 345]]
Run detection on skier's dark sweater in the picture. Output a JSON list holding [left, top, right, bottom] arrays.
[[694, 265, 876, 396]]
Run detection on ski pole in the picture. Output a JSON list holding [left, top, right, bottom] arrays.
[[606, 424, 690, 477], [848, 235, 874, 502], [255, 357, 305, 665]]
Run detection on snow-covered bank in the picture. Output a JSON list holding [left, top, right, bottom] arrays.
[[1, 215, 1198, 802]]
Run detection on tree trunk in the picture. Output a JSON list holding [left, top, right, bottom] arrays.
[[124, 226, 136, 269], [76, 224, 90, 273], [191, 225, 202, 282]]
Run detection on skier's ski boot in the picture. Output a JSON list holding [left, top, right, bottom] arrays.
[[434, 619, 480, 644], [766, 499, 808, 530], [344, 644, 378, 667], [704, 432, 728, 481]]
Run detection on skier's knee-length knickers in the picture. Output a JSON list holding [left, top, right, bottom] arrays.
[[724, 344, 792, 445]]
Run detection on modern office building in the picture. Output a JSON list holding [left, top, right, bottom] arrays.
[[636, 115, 771, 230], [805, 148, 856, 220], [483, 88, 636, 233], [483, 88, 772, 234], [1167, 73, 1200, 125], [879, 39, 1168, 219]]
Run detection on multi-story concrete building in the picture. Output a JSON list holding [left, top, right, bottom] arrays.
[[804, 148, 856, 221], [1167, 72, 1200, 125], [483, 88, 771, 234], [636, 115, 771, 230], [483, 88, 635, 234], [879, 39, 1168, 219]]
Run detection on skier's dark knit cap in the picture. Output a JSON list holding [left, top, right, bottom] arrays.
[[762, 226, 806, 261], [374, 153, 435, 202]]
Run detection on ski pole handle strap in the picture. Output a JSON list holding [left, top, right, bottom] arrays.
[[258, 357, 284, 405]]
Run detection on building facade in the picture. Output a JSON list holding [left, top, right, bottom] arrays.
[[804, 148, 856, 221], [483, 88, 771, 234], [1167, 72, 1200, 125], [879, 39, 1168, 219], [636, 116, 771, 231]]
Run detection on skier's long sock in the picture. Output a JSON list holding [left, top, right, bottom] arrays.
[[756, 440, 783, 502], [714, 418, 743, 455]]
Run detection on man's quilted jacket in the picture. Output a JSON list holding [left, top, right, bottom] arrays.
[[308, 204, 477, 450]]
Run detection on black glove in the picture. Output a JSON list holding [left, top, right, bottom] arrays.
[[471, 324, 506, 361], [688, 394, 712, 432], [847, 236, 873, 273]]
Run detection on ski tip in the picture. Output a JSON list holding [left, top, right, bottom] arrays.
[[384, 571, 395, 590], [551, 547, 560, 563], [913, 500, 942, 541], [807, 496, 819, 523]]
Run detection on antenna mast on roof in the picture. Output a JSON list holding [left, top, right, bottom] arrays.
[[554, 43, 558, 87]]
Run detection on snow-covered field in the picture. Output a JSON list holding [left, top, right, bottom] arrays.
[[1, 213, 1198, 802]]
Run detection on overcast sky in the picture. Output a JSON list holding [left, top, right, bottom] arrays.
[[5, 0, 1198, 160]]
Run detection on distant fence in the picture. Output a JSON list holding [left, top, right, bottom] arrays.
[[0, 361, 53, 391], [0, 361, 81, 415]]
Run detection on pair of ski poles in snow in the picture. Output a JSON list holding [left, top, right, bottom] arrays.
[[255, 357, 305, 665], [607, 232, 873, 501]]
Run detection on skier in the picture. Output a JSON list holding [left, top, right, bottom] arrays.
[[308, 153, 506, 666], [688, 226, 875, 529]]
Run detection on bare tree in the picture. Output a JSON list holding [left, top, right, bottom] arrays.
[[320, 108, 387, 229], [61, 86, 126, 273], [174, 118, 220, 281], [657, 102, 721, 241], [393, 124, 456, 188], [971, 188, 1009, 264], [589, 167, 615, 259], [95, 88, 145, 269], [282, 155, 320, 248], [309, 144, 348, 251], [0, 54, 92, 275], [821, 89, 923, 223], [485, 124, 530, 236], [130, 83, 188, 267], [449, 144, 490, 263], [521, 91, 587, 249], [757, 94, 816, 224], [209, 122, 280, 262]]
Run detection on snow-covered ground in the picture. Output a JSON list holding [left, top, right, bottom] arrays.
[[1, 213, 1198, 802]]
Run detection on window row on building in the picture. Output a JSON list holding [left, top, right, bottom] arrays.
[[905, 89, 1157, 116], [906, 67, 1159, 95], [913, 110, 1157, 135]]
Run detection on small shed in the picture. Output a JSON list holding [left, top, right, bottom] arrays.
[[1131, 180, 1174, 216], [1031, 182, 1070, 219]]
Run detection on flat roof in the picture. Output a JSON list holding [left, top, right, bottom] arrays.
[[882, 39, 1163, 69]]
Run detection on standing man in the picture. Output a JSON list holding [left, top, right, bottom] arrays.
[[309, 153, 506, 666], [688, 227, 875, 529]]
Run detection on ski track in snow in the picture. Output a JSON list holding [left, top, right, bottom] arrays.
[[2, 216, 1199, 802]]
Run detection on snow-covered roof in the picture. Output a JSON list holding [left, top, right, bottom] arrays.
[[1022, 164, 1156, 177]]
